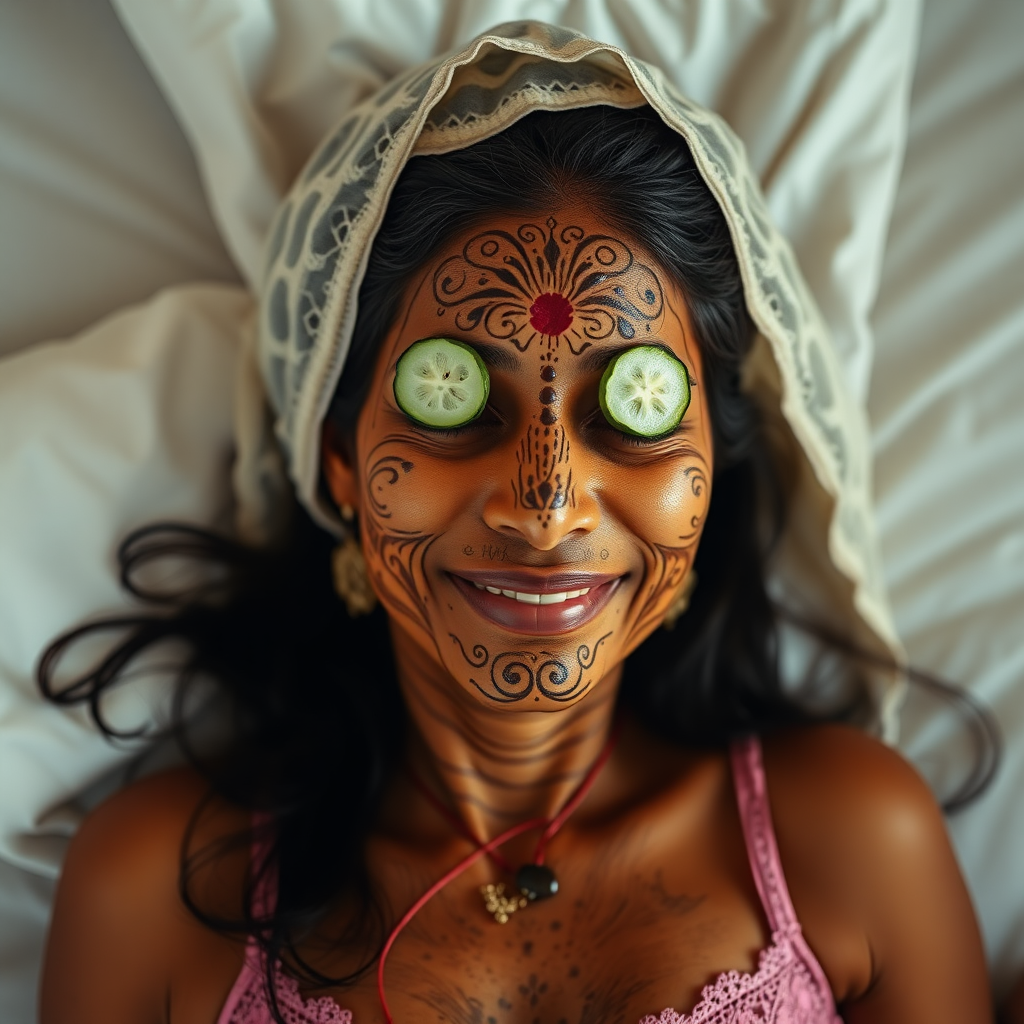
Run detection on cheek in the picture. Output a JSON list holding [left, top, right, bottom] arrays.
[[360, 436, 475, 535], [617, 458, 711, 549]]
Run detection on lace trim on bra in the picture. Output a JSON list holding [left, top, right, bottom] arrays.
[[640, 926, 836, 1023], [226, 955, 352, 1024], [226, 924, 833, 1024]]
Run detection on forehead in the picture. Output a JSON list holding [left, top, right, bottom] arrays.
[[382, 207, 698, 371]]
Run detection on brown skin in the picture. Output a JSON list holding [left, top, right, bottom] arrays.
[[41, 209, 992, 1023]]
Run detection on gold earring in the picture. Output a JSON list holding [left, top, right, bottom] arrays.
[[331, 527, 377, 617], [662, 570, 697, 630]]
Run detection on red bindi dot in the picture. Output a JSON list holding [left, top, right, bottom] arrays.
[[529, 292, 573, 336]]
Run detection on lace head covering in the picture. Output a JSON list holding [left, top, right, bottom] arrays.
[[253, 21, 904, 738]]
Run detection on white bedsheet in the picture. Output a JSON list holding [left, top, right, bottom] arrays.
[[869, 0, 1024, 996]]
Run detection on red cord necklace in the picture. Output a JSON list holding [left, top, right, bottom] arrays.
[[376, 719, 622, 1022]]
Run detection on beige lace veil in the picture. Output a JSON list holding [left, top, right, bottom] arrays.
[[252, 21, 905, 738]]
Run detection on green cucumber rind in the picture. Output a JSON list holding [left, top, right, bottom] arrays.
[[598, 345, 690, 437], [393, 337, 490, 428]]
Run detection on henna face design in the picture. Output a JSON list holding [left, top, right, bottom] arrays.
[[432, 217, 664, 355], [450, 632, 611, 704], [514, 419, 574, 524], [360, 439, 439, 637], [621, 461, 710, 650], [328, 205, 716, 716]]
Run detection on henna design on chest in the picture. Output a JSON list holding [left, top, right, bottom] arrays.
[[432, 218, 664, 356]]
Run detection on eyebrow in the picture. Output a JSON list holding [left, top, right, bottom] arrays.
[[578, 341, 677, 374]]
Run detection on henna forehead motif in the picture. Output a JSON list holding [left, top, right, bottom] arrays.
[[432, 217, 664, 355]]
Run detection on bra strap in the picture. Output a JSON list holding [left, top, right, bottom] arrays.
[[249, 812, 278, 919], [729, 735, 800, 935]]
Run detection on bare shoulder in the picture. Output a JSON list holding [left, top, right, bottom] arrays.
[[761, 722, 943, 846], [60, 766, 248, 918], [760, 724, 991, 1020], [41, 768, 249, 1024], [760, 722, 951, 918]]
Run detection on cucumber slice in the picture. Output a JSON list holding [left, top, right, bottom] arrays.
[[599, 345, 690, 437], [393, 337, 490, 428]]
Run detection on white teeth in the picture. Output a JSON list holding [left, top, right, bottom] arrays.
[[468, 581, 596, 604]]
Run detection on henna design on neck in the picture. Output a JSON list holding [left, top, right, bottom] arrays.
[[450, 632, 611, 703], [432, 218, 663, 355]]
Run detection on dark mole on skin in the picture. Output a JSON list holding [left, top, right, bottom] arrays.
[[569, 965, 580, 978], [523, 941, 533, 956]]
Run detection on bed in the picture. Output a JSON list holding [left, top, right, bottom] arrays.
[[1, 0, 1022, 1017]]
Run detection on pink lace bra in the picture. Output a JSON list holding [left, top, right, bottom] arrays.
[[217, 736, 840, 1024]]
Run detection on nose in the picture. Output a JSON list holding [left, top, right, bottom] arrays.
[[481, 422, 600, 549]]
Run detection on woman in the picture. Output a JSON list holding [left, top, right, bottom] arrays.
[[39, 24, 991, 1023]]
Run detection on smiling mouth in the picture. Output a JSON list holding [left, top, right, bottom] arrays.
[[449, 571, 622, 635]]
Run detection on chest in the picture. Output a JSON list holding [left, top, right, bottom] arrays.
[[293, 829, 770, 1024]]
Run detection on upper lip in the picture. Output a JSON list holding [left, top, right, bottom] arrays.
[[451, 570, 620, 593]]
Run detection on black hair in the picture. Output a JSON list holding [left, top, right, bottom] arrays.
[[38, 105, 998, 1015]]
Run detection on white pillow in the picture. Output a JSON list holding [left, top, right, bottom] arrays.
[[0, 283, 251, 874], [0, 0, 240, 359]]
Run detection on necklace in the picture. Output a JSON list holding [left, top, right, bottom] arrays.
[[376, 721, 621, 1023]]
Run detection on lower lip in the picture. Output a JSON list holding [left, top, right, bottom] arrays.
[[450, 576, 621, 635]]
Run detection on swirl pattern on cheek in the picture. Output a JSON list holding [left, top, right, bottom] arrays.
[[450, 632, 612, 703], [432, 218, 663, 355], [360, 441, 439, 637], [676, 465, 710, 542], [623, 465, 710, 647]]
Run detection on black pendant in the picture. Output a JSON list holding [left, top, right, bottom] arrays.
[[516, 863, 559, 902]]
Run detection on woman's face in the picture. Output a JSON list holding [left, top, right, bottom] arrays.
[[324, 207, 713, 709]]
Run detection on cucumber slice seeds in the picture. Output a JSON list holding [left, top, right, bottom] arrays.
[[599, 345, 690, 437], [394, 337, 490, 429]]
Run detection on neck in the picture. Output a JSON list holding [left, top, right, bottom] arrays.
[[391, 626, 622, 847]]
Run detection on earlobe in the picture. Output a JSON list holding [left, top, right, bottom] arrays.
[[321, 422, 361, 517]]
